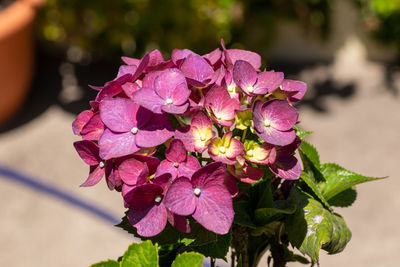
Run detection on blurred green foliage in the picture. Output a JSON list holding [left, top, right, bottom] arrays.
[[36, 0, 333, 60]]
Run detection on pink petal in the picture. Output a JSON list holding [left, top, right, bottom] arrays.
[[121, 56, 140, 65], [164, 177, 197, 216], [161, 102, 189, 114], [98, 129, 140, 160], [132, 154, 160, 176], [131, 88, 164, 114], [192, 184, 234, 235], [72, 110, 94, 135], [171, 49, 195, 66], [81, 113, 105, 141], [165, 139, 187, 163], [167, 211, 190, 233], [178, 155, 201, 179], [99, 98, 138, 132], [269, 155, 301, 180], [191, 111, 212, 129], [254, 70, 284, 94], [155, 68, 190, 105], [73, 140, 101, 165], [174, 126, 196, 152], [119, 158, 149, 186], [121, 82, 141, 100], [180, 54, 214, 83], [233, 60, 257, 93], [96, 74, 133, 101], [252, 100, 265, 133], [155, 160, 178, 180], [117, 65, 138, 78], [135, 114, 174, 147], [264, 99, 298, 131], [191, 162, 226, 188], [203, 48, 222, 66], [224, 173, 238, 197], [257, 128, 296, 147], [280, 79, 307, 102], [226, 49, 261, 70], [128, 204, 168, 237], [80, 165, 104, 187]]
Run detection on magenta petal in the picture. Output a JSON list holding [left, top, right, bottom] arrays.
[[81, 113, 105, 141], [191, 162, 226, 188], [254, 70, 284, 94], [117, 65, 138, 78], [178, 155, 201, 179], [224, 173, 238, 197], [174, 126, 195, 152], [226, 49, 261, 70], [252, 100, 265, 133], [122, 82, 141, 99], [73, 140, 101, 165], [119, 158, 149, 186], [171, 49, 195, 65], [81, 165, 104, 187], [121, 56, 140, 65], [165, 139, 187, 163], [203, 48, 222, 66], [132, 154, 160, 176], [192, 185, 234, 235], [98, 129, 140, 160], [155, 69, 189, 105], [269, 155, 301, 180], [280, 79, 307, 102], [96, 74, 132, 101], [192, 111, 212, 129], [100, 98, 138, 132], [131, 88, 164, 114], [135, 114, 174, 147], [161, 102, 189, 114], [72, 110, 94, 135], [128, 203, 168, 237], [180, 54, 214, 83], [233, 60, 257, 92], [264, 99, 298, 131], [155, 160, 178, 180], [164, 177, 197, 216], [167, 211, 190, 233], [257, 128, 296, 147]]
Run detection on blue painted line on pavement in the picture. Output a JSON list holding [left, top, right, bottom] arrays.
[[0, 165, 120, 225]]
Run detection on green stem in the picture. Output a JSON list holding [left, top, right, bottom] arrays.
[[241, 128, 248, 142]]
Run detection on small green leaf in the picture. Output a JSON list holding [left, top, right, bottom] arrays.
[[249, 178, 273, 210], [185, 221, 218, 246], [286, 188, 352, 262], [192, 231, 231, 260], [90, 260, 119, 267], [233, 201, 257, 228], [327, 188, 357, 207], [253, 200, 296, 225], [320, 163, 385, 200], [294, 126, 313, 140], [301, 171, 331, 211], [121, 240, 158, 267], [171, 252, 203, 267], [299, 141, 320, 170]]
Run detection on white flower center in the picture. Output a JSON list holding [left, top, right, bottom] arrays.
[[173, 162, 179, 168], [227, 85, 235, 93], [219, 146, 226, 154], [246, 150, 254, 157], [131, 127, 138, 134], [154, 195, 162, 203], [99, 161, 105, 168], [194, 188, 201, 196], [165, 98, 173, 105], [247, 86, 254, 93], [263, 119, 271, 127], [200, 133, 206, 141]]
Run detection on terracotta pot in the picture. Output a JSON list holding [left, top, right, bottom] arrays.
[[0, 0, 44, 125]]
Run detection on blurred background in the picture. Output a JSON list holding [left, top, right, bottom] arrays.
[[0, 0, 399, 266]]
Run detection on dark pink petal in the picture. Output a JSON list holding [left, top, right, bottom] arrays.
[[132, 53, 150, 81], [228, 137, 244, 159], [131, 88, 164, 114], [226, 49, 261, 70], [171, 49, 195, 66], [72, 110, 94, 135], [96, 74, 133, 101], [233, 60, 257, 93], [119, 158, 149, 186], [135, 114, 174, 147], [252, 100, 265, 133], [174, 126, 196, 152], [280, 79, 307, 102], [155, 160, 178, 180], [164, 177, 197, 216], [155, 69, 190, 105], [191, 162, 226, 188], [142, 70, 161, 88], [117, 65, 138, 78], [100, 98, 138, 132], [203, 48, 222, 66], [228, 163, 264, 184], [178, 155, 201, 179], [128, 203, 168, 237], [205, 86, 240, 126], [192, 184, 234, 235], [167, 211, 190, 233], [269, 155, 301, 180], [126, 183, 163, 207], [264, 99, 298, 131], [276, 137, 301, 156], [73, 140, 101, 165], [254, 70, 284, 94], [257, 128, 296, 147], [89, 101, 99, 111], [224, 173, 238, 197], [98, 129, 140, 160], [180, 54, 214, 83], [161, 102, 189, 114], [80, 165, 104, 187], [191, 111, 212, 129], [165, 139, 187, 163], [132, 154, 160, 176], [151, 173, 173, 192], [80, 113, 105, 141], [121, 82, 141, 99], [105, 163, 123, 191], [146, 49, 165, 69]]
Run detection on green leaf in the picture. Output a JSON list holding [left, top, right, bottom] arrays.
[[327, 188, 357, 207], [185, 221, 218, 246], [299, 141, 320, 170], [90, 260, 119, 267], [301, 171, 331, 211], [233, 201, 257, 228], [320, 163, 385, 200], [192, 230, 231, 260], [121, 240, 158, 267], [253, 200, 296, 225], [294, 126, 313, 140], [249, 178, 273, 210], [171, 252, 203, 267], [286, 188, 352, 262]]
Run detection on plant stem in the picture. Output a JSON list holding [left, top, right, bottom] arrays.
[[241, 128, 248, 142], [232, 225, 249, 267]]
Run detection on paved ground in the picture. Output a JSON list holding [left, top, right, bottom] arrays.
[[0, 39, 399, 267]]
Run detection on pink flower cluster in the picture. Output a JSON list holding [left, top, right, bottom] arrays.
[[73, 41, 306, 237]]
